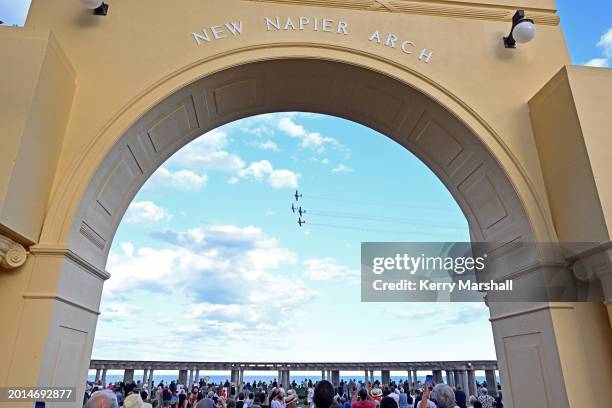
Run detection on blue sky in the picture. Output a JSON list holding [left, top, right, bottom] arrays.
[[94, 113, 480, 362], [2, 2, 610, 365]]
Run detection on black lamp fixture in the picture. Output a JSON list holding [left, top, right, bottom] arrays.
[[80, 0, 109, 16], [503, 10, 536, 48]]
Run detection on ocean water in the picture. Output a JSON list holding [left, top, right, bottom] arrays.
[[87, 374, 497, 385]]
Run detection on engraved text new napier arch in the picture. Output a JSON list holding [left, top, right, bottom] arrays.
[[191, 16, 435, 63]]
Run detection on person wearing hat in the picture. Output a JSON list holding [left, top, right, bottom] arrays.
[[370, 389, 383, 402], [285, 393, 298, 408], [272, 387, 286, 408], [124, 393, 153, 408], [351, 388, 375, 408], [84, 389, 119, 408]]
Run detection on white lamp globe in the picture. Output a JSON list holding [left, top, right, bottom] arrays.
[[513, 20, 536, 44], [80, 0, 103, 9]]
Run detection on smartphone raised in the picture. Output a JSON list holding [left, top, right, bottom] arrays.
[[425, 375, 434, 386]]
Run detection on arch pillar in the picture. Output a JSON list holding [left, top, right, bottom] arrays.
[[0, 246, 108, 404]]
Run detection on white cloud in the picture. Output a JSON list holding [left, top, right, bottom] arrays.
[[99, 303, 143, 322], [170, 127, 297, 189], [332, 164, 353, 174], [239, 160, 299, 189], [278, 117, 306, 137], [585, 58, 609, 68], [241, 125, 274, 138], [268, 169, 300, 189], [239, 160, 274, 181], [300, 132, 338, 152], [172, 130, 245, 172], [124, 201, 172, 224], [277, 116, 344, 154], [583, 28, 612, 68], [198, 129, 230, 149], [147, 167, 208, 191], [256, 140, 279, 151], [597, 28, 612, 58], [103, 224, 316, 347], [302, 257, 359, 283]]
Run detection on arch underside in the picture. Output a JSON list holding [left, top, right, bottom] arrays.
[[70, 59, 536, 275]]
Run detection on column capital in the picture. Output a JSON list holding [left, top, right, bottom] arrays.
[[571, 243, 612, 299], [0, 234, 27, 269]]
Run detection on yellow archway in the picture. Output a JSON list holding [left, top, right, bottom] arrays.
[[1, 1, 612, 407]]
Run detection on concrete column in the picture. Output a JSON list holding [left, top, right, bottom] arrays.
[[405, 370, 412, 389], [95, 369, 101, 382], [364, 370, 368, 383], [485, 370, 496, 396], [381, 370, 390, 385], [454, 371, 461, 389], [432, 370, 443, 384], [412, 371, 418, 388], [142, 369, 148, 384], [331, 370, 340, 387], [188, 369, 193, 387], [101, 369, 107, 387], [124, 368, 135, 382], [195, 369, 200, 383], [148, 369, 155, 395], [467, 370, 476, 397], [232, 370, 239, 386], [370, 370, 375, 382], [322, 370, 326, 381], [179, 369, 188, 385], [446, 370, 453, 386], [461, 370, 469, 395]]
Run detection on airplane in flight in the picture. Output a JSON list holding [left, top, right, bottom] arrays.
[[291, 203, 296, 213], [294, 190, 302, 201], [298, 206, 306, 217], [298, 218, 306, 227]]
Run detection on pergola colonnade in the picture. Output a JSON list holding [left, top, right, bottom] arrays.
[[90, 359, 498, 396]]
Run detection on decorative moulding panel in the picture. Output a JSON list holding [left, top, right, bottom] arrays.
[[241, 0, 560, 25], [146, 95, 200, 154]]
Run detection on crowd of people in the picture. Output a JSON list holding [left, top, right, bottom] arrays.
[[83, 376, 503, 408]]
